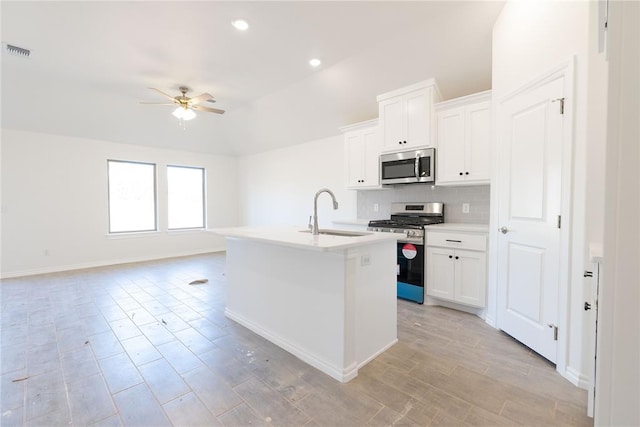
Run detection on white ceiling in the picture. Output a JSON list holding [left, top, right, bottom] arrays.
[[1, 1, 504, 156]]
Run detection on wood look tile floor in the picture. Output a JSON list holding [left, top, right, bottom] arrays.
[[0, 253, 592, 427]]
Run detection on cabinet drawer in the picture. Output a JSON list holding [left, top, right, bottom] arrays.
[[426, 232, 487, 251]]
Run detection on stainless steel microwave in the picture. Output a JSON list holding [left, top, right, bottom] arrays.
[[380, 148, 435, 185]]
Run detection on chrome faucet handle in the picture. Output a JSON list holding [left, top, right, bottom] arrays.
[[308, 215, 313, 230]]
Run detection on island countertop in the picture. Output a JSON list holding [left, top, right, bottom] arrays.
[[209, 226, 399, 251]]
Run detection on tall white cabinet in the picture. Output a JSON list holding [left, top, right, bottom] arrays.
[[435, 91, 491, 186], [377, 79, 442, 152], [341, 119, 382, 189]]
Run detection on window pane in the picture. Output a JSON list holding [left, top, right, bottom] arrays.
[[108, 161, 156, 233], [167, 166, 205, 229]]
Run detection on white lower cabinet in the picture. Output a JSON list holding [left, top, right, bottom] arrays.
[[426, 229, 487, 308]]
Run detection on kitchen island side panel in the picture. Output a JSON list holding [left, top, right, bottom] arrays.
[[225, 238, 351, 380], [223, 237, 396, 382], [355, 241, 397, 366]]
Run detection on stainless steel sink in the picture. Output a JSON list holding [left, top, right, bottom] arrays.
[[299, 229, 371, 237]]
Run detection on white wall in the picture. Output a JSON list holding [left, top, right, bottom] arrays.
[[0, 129, 238, 278], [490, 0, 602, 388], [595, 0, 640, 424], [237, 135, 357, 228]]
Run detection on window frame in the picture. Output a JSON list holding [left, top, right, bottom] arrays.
[[166, 164, 206, 231], [107, 159, 158, 234]]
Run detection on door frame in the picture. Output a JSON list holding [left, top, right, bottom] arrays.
[[492, 58, 575, 376]]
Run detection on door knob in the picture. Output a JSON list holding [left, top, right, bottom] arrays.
[[499, 226, 509, 234]]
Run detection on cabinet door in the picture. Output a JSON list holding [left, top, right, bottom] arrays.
[[436, 107, 466, 184], [404, 88, 431, 148], [426, 247, 455, 300], [464, 101, 491, 183], [379, 97, 404, 151], [345, 132, 365, 188], [453, 249, 486, 307], [361, 127, 380, 186]]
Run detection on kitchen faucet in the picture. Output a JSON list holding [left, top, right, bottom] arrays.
[[311, 188, 339, 235]]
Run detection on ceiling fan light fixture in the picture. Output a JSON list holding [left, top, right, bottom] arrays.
[[232, 19, 249, 31], [309, 58, 321, 67], [172, 107, 196, 121]]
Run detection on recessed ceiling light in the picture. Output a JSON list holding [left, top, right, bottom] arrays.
[[232, 19, 249, 31], [309, 58, 321, 67]]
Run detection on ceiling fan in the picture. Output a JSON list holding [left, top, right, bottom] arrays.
[[141, 86, 225, 120]]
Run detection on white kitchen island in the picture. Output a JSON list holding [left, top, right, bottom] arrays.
[[210, 226, 398, 382]]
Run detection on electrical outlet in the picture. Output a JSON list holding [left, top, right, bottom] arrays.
[[361, 254, 371, 266], [462, 203, 470, 214], [373, 203, 379, 212]]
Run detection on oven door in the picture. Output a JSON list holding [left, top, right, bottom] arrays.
[[396, 241, 425, 303], [380, 149, 434, 185]]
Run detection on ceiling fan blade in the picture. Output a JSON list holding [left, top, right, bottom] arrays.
[[140, 102, 175, 105], [192, 105, 225, 114], [149, 87, 178, 102], [206, 99, 217, 103], [188, 93, 214, 105]]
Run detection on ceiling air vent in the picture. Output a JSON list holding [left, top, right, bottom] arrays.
[[4, 43, 31, 58]]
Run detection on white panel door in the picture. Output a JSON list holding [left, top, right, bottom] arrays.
[[465, 102, 491, 182], [361, 127, 380, 186], [454, 249, 487, 307], [426, 247, 455, 300], [404, 88, 430, 148], [345, 132, 364, 187], [436, 107, 465, 183], [380, 98, 403, 151], [496, 76, 564, 363]]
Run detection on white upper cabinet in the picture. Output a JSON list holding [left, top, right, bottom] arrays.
[[377, 79, 441, 152], [435, 91, 491, 186], [341, 119, 382, 189]]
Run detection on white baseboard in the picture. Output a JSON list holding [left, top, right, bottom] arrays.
[[425, 296, 486, 319], [357, 338, 398, 369], [485, 315, 497, 329], [225, 308, 360, 383], [0, 247, 226, 279], [565, 366, 591, 390]]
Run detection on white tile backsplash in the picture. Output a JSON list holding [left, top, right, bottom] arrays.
[[357, 184, 490, 224]]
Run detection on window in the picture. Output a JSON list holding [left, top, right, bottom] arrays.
[[167, 165, 205, 230], [108, 160, 157, 233]]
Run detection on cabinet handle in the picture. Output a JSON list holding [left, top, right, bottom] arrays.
[[403, 140, 407, 144], [448, 255, 453, 259], [465, 172, 469, 175], [398, 141, 402, 145], [459, 172, 463, 176], [455, 256, 459, 260], [445, 239, 462, 243]]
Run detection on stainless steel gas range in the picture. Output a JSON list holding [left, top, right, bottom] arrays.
[[368, 202, 444, 304]]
